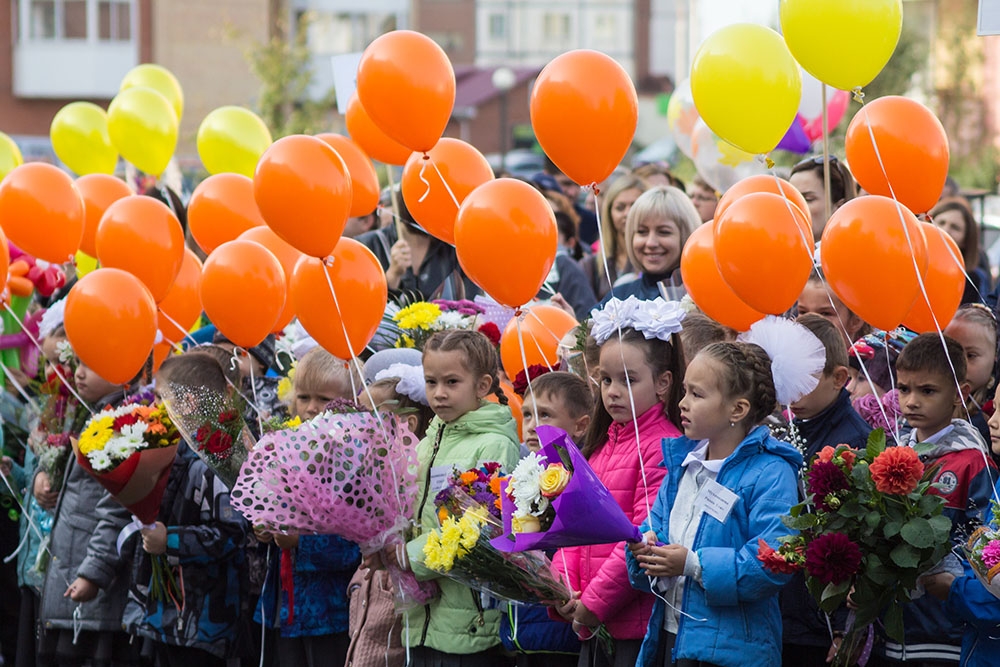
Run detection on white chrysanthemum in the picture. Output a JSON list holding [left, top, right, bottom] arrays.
[[120, 421, 148, 442], [88, 449, 113, 471], [530, 495, 550, 517], [434, 311, 472, 331], [510, 452, 546, 518], [104, 436, 137, 460]]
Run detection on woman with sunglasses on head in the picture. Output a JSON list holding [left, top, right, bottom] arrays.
[[789, 155, 858, 243]]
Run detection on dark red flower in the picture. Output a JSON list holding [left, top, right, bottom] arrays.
[[113, 413, 140, 431], [478, 322, 501, 346], [199, 430, 233, 458], [757, 539, 801, 575], [195, 425, 211, 444], [807, 461, 851, 512], [218, 410, 239, 425], [805, 532, 862, 585], [482, 461, 502, 475], [512, 364, 552, 397]]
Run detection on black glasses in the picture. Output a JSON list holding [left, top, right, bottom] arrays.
[[792, 155, 840, 171]]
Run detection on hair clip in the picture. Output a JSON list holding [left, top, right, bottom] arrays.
[[375, 363, 428, 406], [589, 296, 685, 345], [737, 316, 826, 405]]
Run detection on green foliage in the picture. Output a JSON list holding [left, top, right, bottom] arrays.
[[864, 27, 928, 101]]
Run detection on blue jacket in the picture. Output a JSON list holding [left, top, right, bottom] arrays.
[[500, 602, 580, 656], [627, 426, 802, 667], [944, 560, 1000, 667], [256, 535, 361, 637]]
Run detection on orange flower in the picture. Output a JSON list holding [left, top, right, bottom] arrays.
[[869, 447, 924, 495], [438, 507, 448, 524], [840, 449, 857, 471], [147, 422, 167, 436], [459, 471, 478, 486], [489, 476, 504, 496], [133, 406, 154, 420], [494, 497, 502, 511], [818, 446, 836, 463]]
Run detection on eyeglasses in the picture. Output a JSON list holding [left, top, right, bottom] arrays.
[[793, 155, 840, 171]]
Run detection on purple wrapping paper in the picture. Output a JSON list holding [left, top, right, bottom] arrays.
[[491, 425, 643, 552]]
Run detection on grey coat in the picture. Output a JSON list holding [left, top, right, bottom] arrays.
[[39, 454, 132, 632]]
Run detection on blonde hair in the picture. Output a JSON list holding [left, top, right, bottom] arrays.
[[598, 175, 647, 267], [623, 186, 700, 273], [292, 347, 364, 402]]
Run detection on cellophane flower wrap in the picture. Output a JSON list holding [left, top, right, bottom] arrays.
[[161, 382, 256, 490], [757, 430, 952, 666], [964, 501, 1000, 600], [230, 402, 437, 608], [491, 425, 642, 553], [423, 464, 572, 606]]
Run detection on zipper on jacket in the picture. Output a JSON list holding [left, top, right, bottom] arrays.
[[471, 589, 485, 626], [417, 425, 446, 646]]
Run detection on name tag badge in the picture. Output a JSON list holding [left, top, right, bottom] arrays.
[[429, 466, 453, 494], [697, 478, 739, 523]]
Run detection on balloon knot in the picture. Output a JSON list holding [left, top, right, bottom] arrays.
[[765, 156, 775, 170], [852, 87, 865, 104], [323, 256, 336, 268], [422, 153, 430, 161]]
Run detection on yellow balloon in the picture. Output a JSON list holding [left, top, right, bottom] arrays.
[[50, 102, 118, 176], [75, 251, 99, 277], [0, 132, 22, 183], [197, 106, 273, 178], [780, 0, 902, 92], [107, 86, 178, 176], [690, 24, 801, 155], [120, 64, 184, 122]]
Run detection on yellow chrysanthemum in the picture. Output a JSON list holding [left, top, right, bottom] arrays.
[[277, 376, 292, 403], [285, 416, 302, 429], [395, 333, 415, 349], [78, 416, 114, 455], [423, 531, 445, 571], [458, 515, 481, 552], [393, 302, 442, 331]]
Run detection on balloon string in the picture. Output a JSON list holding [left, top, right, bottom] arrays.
[[233, 347, 265, 437], [417, 161, 432, 204], [157, 309, 202, 349], [429, 161, 462, 212], [859, 101, 1000, 505], [821, 83, 832, 226], [2, 303, 95, 416], [514, 312, 541, 429]]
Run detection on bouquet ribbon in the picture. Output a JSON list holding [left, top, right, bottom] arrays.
[[116, 515, 158, 556]]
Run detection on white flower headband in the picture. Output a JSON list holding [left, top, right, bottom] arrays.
[[589, 296, 686, 345], [39, 298, 66, 340], [737, 315, 826, 405], [375, 363, 428, 406]]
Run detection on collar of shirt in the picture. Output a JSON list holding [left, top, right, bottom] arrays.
[[681, 440, 727, 474], [907, 423, 954, 446]]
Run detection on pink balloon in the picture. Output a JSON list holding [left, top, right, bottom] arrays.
[[804, 90, 851, 142]]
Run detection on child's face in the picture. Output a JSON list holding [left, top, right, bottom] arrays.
[[631, 216, 682, 275], [845, 366, 880, 402], [357, 384, 394, 412], [897, 368, 963, 441], [797, 282, 862, 346], [522, 391, 589, 452], [790, 367, 847, 421], [598, 340, 670, 424], [944, 319, 995, 395], [74, 363, 121, 404], [423, 350, 492, 423], [678, 354, 739, 441], [295, 377, 350, 421], [986, 384, 1000, 455]]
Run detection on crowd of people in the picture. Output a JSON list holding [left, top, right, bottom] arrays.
[[1, 152, 1000, 667]]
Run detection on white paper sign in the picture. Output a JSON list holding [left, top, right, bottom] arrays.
[[980, 0, 1000, 35], [331, 52, 364, 113], [697, 478, 739, 524], [429, 465, 453, 495]]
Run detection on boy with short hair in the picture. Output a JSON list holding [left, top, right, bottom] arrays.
[[877, 333, 996, 666], [520, 372, 592, 454]]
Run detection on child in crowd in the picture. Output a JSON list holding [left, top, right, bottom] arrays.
[[846, 329, 915, 437], [678, 312, 733, 365], [37, 362, 135, 667], [520, 371, 592, 454], [396, 330, 521, 666], [255, 347, 361, 667], [553, 298, 685, 667], [875, 334, 997, 666], [124, 353, 247, 666], [797, 270, 869, 347], [627, 337, 804, 667], [782, 314, 871, 665], [944, 304, 999, 444]]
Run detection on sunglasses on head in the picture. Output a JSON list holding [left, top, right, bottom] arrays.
[[793, 155, 839, 170]]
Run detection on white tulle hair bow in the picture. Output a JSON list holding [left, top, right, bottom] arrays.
[[590, 296, 685, 345], [375, 363, 428, 406], [737, 316, 826, 405]]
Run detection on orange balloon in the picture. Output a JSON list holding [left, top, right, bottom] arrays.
[[714, 192, 813, 315], [291, 238, 387, 359], [402, 138, 494, 245], [530, 50, 638, 186], [903, 223, 964, 334], [188, 173, 266, 254], [157, 249, 202, 344], [345, 94, 412, 166], [152, 341, 172, 374], [96, 195, 185, 303], [356, 31, 455, 153], [454, 179, 557, 308], [64, 268, 158, 384], [0, 163, 84, 263], [487, 380, 523, 441], [714, 174, 811, 228], [254, 135, 353, 259], [238, 226, 304, 333], [316, 133, 380, 217], [821, 195, 929, 331], [200, 240, 286, 348], [76, 174, 132, 257], [845, 96, 949, 214], [499, 305, 578, 379], [680, 223, 765, 331]]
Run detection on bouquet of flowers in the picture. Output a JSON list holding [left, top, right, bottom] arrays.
[[231, 402, 438, 607], [160, 383, 256, 490], [29, 344, 84, 493], [964, 501, 1000, 600], [73, 399, 181, 603], [382, 299, 488, 349], [757, 431, 952, 666], [422, 464, 571, 606], [491, 425, 642, 552]]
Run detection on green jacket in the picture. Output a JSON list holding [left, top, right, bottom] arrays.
[[405, 401, 521, 654]]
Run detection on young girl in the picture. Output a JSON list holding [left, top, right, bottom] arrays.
[[944, 303, 999, 444], [931, 197, 991, 305], [796, 270, 870, 347], [626, 341, 803, 667], [553, 298, 685, 667], [397, 330, 521, 666], [256, 346, 362, 667]]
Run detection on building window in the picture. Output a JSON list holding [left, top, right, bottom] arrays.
[[21, 0, 135, 41], [98, 0, 131, 41], [29, 0, 56, 38], [488, 13, 505, 40], [63, 0, 86, 38], [543, 13, 570, 42]]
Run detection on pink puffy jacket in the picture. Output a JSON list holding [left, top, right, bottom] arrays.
[[552, 405, 678, 640]]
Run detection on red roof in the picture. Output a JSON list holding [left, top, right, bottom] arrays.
[[453, 65, 541, 114]]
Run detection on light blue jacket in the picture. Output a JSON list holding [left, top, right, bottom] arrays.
[[626, 425, 802, 667]]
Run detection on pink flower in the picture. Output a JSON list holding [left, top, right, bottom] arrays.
[[982, 541, 1000, 569]]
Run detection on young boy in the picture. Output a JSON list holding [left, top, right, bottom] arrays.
[[509, 372, 592, 667], [878, 333, 996, 666], [782, 315, 872, 665]]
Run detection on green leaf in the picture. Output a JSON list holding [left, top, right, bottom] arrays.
[[890, 543, 921, 568], [866, 429, 886, 460], [900, 517, 937, 548], [819, 580, 851, 612], [865, 511, 882, 531], [885, 603, 905, 644], [928, 515, 953, 542], [912, 441, 938, 458], [883, 521, 902, 539], [918, 494, 945, 515], [784, 513, 820, 530]]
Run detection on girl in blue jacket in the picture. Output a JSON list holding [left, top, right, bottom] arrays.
[[626, 341, 803, 667]]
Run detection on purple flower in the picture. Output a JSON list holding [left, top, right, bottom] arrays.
[[982, 541, 1000, 569], [806, 461, 851, 512]]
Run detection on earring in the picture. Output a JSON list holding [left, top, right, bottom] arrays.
[[729, 421, 735, 428]]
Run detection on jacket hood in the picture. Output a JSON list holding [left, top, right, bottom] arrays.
[[662, 424, 803, 471], [424, 400, 519, 445], [913, 418, 989, 460]]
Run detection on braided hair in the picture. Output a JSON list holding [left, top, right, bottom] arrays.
[[423, 329, 507, 406], [700, 341, 777, 429]]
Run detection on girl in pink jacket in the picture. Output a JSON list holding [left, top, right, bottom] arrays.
[[553, 298, 685, 667]]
